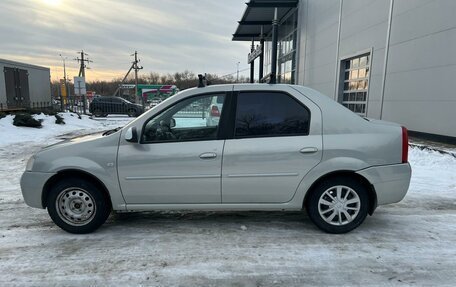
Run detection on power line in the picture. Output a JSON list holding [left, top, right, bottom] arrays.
[[219, 67, 250, 78]]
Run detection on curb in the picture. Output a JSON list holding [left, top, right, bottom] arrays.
[[409, 143, 456, 159]]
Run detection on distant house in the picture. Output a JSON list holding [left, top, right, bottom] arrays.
[[0, 58, 51, 110]]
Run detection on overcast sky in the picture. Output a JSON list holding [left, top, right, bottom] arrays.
[[0, 0, 252, 81]]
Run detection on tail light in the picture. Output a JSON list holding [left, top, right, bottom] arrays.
[[401, 126, 408, 163], [210, 105, 220, 117]]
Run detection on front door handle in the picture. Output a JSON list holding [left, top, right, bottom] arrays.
[[300, 147, 318, 154], [199, 152, 217, 159]]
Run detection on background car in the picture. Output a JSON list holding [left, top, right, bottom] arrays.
[[21, 84, 411, 234], [89, 96, 144, 117]]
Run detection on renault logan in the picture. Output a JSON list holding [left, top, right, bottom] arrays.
[[21, 84, 412, 234]]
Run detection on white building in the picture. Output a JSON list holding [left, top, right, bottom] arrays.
[[233, 0, 456, 142]]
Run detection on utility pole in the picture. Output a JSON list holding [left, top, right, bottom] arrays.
[[112, 51, 143, 106], [74, 50, 92, 114], [236, 62, 240, 82], [75, 50, 93, 78], [133, 51, 143, 105]]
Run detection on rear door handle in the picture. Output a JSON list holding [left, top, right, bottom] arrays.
[[199, 152, 217, 159], [300, 147, 318, 154]]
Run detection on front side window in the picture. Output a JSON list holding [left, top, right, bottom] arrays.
[[142, 94, 225, 143], [235, 92, 310, 138]]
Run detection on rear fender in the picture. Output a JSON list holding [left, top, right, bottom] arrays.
[[292, 157, 370, 206]]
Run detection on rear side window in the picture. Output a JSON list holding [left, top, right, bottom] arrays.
[[235, 92, 310, 138]]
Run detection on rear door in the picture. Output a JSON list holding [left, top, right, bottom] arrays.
[[222, 86, 323, 203], [18, 69, 30, 108]]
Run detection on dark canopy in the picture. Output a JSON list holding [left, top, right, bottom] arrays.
[[232, 0, 298, 41]]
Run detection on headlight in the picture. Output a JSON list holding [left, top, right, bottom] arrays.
[[25, 156, 35, 171]]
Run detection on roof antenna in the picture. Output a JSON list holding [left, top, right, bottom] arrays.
[[197, 74, 207, 88]]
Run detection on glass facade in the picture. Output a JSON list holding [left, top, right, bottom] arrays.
[[263, 10, 298, 84], [277, 11, 297, 84]]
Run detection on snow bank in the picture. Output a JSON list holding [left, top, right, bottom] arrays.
[[409, 146, 456, 195], [0, 113, 131, 147]]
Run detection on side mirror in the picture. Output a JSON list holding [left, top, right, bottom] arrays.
[[170, 118, 176, 128], [125, 126, 138, 143]]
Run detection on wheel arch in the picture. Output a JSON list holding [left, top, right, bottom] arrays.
[[303, 170, 377, 215], [42, 169, 113, 210]]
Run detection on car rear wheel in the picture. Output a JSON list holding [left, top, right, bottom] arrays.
[[306, 176, 369, 234], [127, 109, 137, 117], [46, 178, 111, 234], [93, 109, 104, 117]]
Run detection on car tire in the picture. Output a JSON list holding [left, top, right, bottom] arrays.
[[306, 176, 369, 234], [127, 109, 137, 117], [46, 178, 111, 234], [93, 109, 103, 117]]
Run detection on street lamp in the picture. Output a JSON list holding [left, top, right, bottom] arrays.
[[59, 54, 70, 109], [236, 61, 240, 82]]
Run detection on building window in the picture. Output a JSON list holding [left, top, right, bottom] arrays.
[[277, 10, 297, 84], [263, 10, 297, 84], [340, 54, 370, 116]]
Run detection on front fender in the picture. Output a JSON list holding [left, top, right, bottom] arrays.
[[46, 158, 126, 210]]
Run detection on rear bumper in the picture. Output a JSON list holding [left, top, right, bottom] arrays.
[[356, 163, 412, 205], [20, 171, 56, 209]]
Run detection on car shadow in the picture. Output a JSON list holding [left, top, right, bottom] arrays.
[[105, 210, 316, 231]]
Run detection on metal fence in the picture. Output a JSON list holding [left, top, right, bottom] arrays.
[[57, 95, 89, 115], [55, 95, 147, 117], [0, 95, 210, 119]]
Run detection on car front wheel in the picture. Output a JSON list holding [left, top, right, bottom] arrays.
[[46, 178, 111, 234], [306, 176, 369, 234]]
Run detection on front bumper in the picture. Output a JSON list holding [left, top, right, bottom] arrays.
[[20, 171, 56, 209], [356, 163, 412, 205]]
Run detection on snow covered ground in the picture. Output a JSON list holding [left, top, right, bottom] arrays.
[[0, 112, 131, 147], [0, 114, 455, 286]]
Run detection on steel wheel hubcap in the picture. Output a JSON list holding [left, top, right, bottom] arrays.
[[56, 188, 96, 226], [318, 185, 360, 226]]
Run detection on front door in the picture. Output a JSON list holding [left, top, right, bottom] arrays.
[[118, 92, 227, 204], [222, 90, 323, 203]]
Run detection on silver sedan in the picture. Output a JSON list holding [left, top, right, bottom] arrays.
[[21, 84, 411, 234]]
